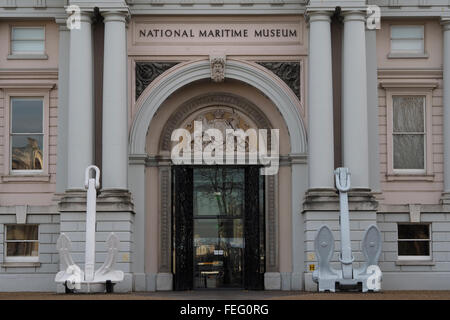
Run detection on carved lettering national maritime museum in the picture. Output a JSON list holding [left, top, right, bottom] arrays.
[[1, 0, 450, 294], [138, 28, 298, 38]]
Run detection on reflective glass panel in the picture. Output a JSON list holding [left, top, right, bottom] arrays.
[[11, 135, 43, 170], [6, 242, 39, 257], [6, 225, 39, 241], [11, 99, 43, 133], [398, 241, 430, 256], [11, 40, 45, 54], [11, 27, 45, 54], [194, 218, 244, 288], [393, 135, 424, 170], [12, 27, 45, 40], [398, 224, 430, 240], [393, 96, 425, 132], [391, 39, 424, 52], [391, 26, 424, 39], [193, 167, 245, 288], [193, 168, 244, 217]]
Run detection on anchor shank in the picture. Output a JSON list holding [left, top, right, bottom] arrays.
[[339, 191, 353, 279], [85, 178, 97, 282]]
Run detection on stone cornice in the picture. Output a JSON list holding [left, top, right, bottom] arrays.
[[0, 68, 58, 79], [378, 68, 443, 79], [128, 153, 148, 165], [0, 68, 58, 89], [128, 0, 306, 14], [303, 188, 379, 212], [378, 203, 450, 213], [442, 17, 450, 30], [379, 80, 439, 89], [307, 0, 366, 11], [58, 189, 135, 213], [1, 1, 450, 17], [69, 0, 130, 12]]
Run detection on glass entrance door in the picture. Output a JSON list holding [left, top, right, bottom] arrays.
[[193, 167, 244, 288], [172, 165, 265, 291]]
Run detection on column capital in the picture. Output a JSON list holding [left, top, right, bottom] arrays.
[[56, 8, 93, 30], [442, 18, 450, 31], [102, 10, 129, 23], [305, 10, 333, 24], [77, 11, 93, 23], [55, 17, 70, 31], [341, 10, 367, 23]]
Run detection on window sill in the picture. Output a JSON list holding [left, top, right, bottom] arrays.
[[387, 53, 429, 59], [386, 174, 434, 182], [395, 260, 435, 266], [7, 54, 48, 60], [1, 262, 41, 268], [1, 174, 50, 183]]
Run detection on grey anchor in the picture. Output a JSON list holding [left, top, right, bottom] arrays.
[[312, 167, 383, 292]]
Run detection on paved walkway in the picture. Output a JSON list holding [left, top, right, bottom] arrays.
[[1, 290, 450, 300]]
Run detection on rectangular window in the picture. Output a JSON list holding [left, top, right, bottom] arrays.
[[392, 96, 426, 172], [397, 223, 431, 260], [391, 25, 424, 54], [5, 224, 39, 262], [10, 98, 44, 171], [11, 27, 45, 55]]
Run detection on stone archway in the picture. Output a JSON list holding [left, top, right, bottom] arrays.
[[129, 59, 307, 155], [129, 59, 308, 291], [154, 92, 279, 283]]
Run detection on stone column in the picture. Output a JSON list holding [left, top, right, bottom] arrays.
[[57, 11, 95, 293], [443, 19, 450, 202], [55, 19, 70, 193], [98, 9, 134, 293], [341, 11, 370, 190], [366, 28, 381, 194], [303, 11, 337, 291], [102, 11, 128, 190], [67, 12, 94, 190], [303, 9, 378, 292], [307, 11, 335, 190]]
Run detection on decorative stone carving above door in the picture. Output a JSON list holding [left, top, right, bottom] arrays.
[[135, 62, 178, 100], [257, 62, 301, 100], [159, 93, 272, 152], [183, 108, 253, 152]]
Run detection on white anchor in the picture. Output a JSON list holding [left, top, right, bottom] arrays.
[[55, 166, 124, 293]]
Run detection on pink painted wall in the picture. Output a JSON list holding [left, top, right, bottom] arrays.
[[0, 20, 59, 206], [376, 19, 444, 205]]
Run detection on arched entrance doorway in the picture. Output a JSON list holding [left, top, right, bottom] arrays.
[[161, 92, 273, 290], [129, 59, 308, 291]]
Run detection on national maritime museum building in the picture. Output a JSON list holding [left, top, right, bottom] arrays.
[[1, 0, 450, 292]]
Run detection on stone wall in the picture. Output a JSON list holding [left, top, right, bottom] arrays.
[[0, 207, 59, 292]]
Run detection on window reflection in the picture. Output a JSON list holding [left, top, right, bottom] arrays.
[[392, 96, 425, 170], [193, 168, 244, 217], [10, 98, 44, 171], [193, 168, 245, 288], [397, 223, 431, 258], [5, 224, 39, 259]]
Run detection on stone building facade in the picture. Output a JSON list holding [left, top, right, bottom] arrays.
[[0, 0, 449, 292]]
